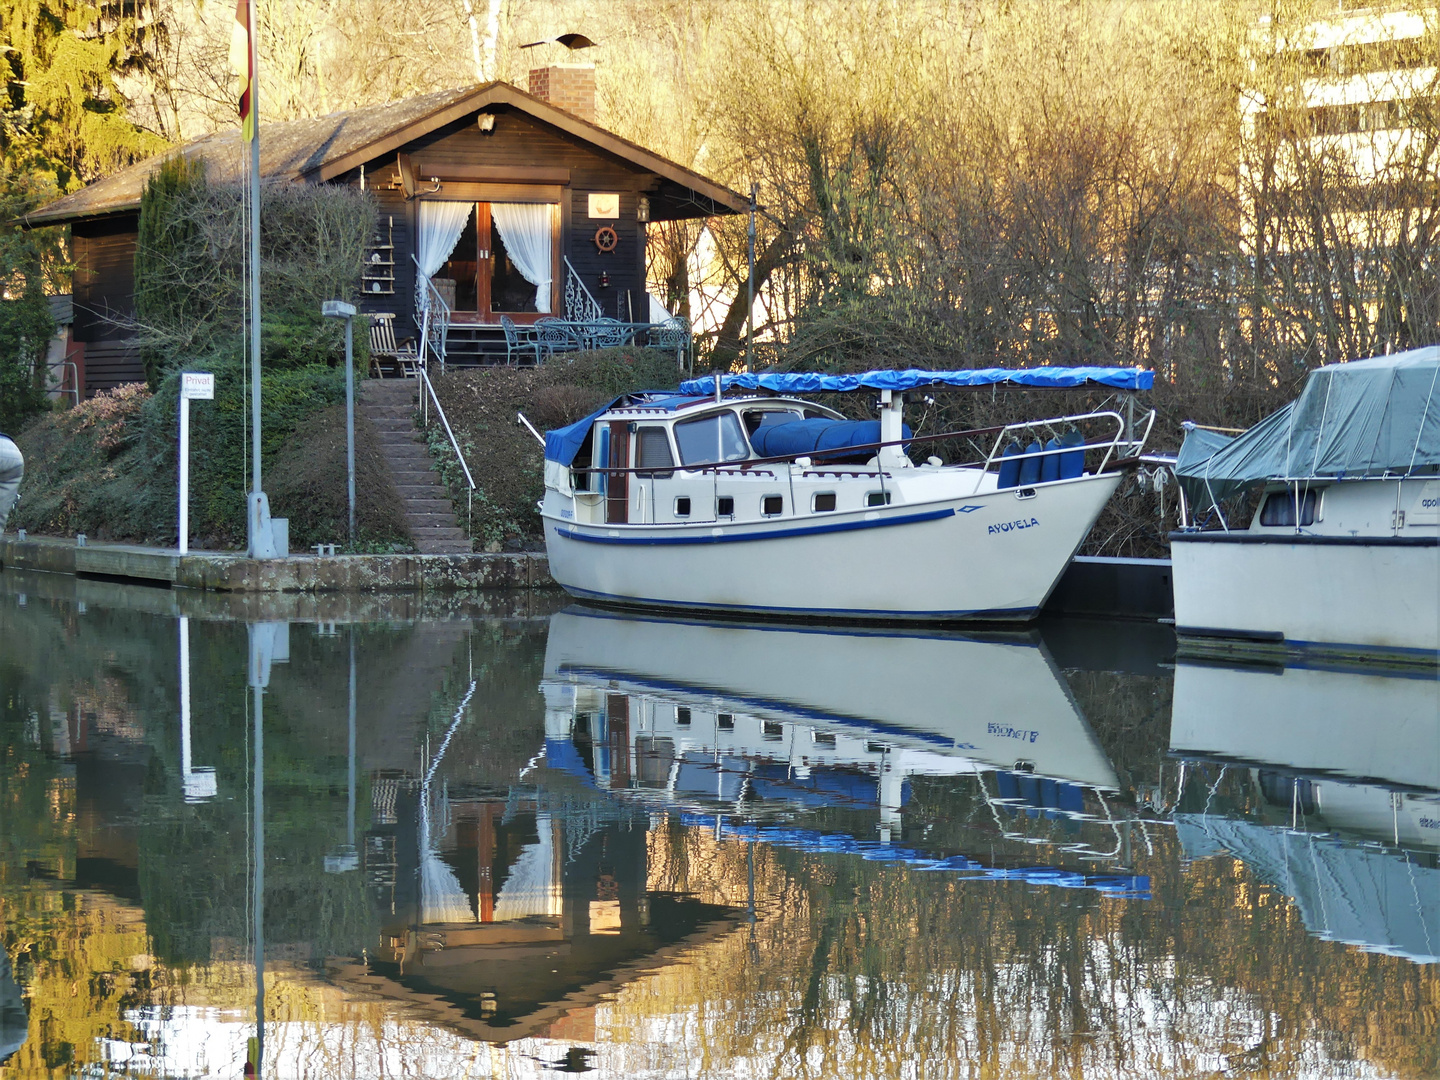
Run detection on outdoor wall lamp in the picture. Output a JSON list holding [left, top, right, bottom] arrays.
[[598, 270, 611, 288]]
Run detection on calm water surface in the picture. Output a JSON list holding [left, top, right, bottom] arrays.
[[0, 570, 1436, 1079]]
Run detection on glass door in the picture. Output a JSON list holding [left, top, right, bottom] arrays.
[[434, 203, 485, 317]]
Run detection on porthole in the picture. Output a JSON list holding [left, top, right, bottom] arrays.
[[812, 492, 837, 512], [763, 721, 784, 740], [812, 731, 836, 748], [718, 713, 735, 730], [717, 496, 735, 517], [674, 496, 691, 517], [676, 706, 691, 726], [866, 491, 891, 507], [762, 494, 784, 516]]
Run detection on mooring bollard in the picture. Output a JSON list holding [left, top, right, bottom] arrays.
[[76, 534, 86, 547]]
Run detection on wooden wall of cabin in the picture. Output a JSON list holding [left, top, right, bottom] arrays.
[[352, 107, 653, 331], [70, 214, 144, 394]]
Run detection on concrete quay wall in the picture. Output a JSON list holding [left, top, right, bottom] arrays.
[[0, 535, 550, 595]]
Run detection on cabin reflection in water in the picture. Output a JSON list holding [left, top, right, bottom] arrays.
[[1171, 659, 1440, 964], [540, 607, 1153, 896], [348, 780, 734, 1037]]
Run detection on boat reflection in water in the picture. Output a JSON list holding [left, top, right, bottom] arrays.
[[1171, 659, 1440, 963], [541, 606, 1150, 897]]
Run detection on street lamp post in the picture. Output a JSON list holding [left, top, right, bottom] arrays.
[[322, 300, 358, 548]]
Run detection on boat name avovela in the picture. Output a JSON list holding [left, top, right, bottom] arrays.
[[537, 367, 1154, 621]]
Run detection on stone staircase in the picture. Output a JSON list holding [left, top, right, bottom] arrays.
[[360, 380, 472, 554]]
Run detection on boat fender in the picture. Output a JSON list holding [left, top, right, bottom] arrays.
[[1018, 441, 1044, 486], [997, 442, 1023, 489], [1059, 428, 1085, 479], [1041, 437, 1063, 483]]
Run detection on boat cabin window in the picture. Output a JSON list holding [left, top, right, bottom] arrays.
[[635, 426, 675, 477], [674, 496, 691, 517], [717, 496, 735, 517], [743, 407, 802, 435], [1259, 489, 1317, 527], [812, 492, 837, 512], [718, 713, 735, 730], [674, 411, 750, 466], [676, 706, 691, 726], [762, 494, 784, 516], [867, 491, 891, 507]]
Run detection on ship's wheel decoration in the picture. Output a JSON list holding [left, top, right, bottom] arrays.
[[593, 226, 618, 253]]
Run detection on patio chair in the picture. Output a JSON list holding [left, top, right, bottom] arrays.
[[586, 317, 630, 349], [535, 317, 580, 360], [501, 315, 541, 366], [368, 313, 421, 378], [650, 316, 690, 367]]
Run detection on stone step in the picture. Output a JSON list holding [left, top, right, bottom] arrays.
[[394, 484, 448, 498], [361, 405, 413, 420], [418, 541, 475, 554], [412, 526, 467, 541], [406, 513, 461, 529], [370, 417, 417, 433], [382, 452, 434, 468], [391, 472, 441, 487], [378, 439, 427, 454], [403, 498, 454, 513]]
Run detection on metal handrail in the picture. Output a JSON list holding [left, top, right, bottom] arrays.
[[417, 365, 476, 539], [412, 255, 451, 372], [46, 360, 80, 406], [564, 256, 604, 322]]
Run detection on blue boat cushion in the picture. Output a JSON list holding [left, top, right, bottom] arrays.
[[750, 418, 912, 461]]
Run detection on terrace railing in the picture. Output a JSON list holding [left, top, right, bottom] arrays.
[[564, 256, 604, 323], [413, 256, 451, 372]]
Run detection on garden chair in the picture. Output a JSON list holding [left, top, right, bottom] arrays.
[[535, 317, 580, 360], [650, 316, 690, 367], [586, 317, 629, 349], [368, 313, 421, 378], [501, 315, 541, 366]]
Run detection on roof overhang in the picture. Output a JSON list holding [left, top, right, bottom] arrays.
[[307, 82, 746, 214]]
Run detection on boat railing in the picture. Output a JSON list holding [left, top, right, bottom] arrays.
[[579, 409, 1156, 479], [417, 364, 476, 541]]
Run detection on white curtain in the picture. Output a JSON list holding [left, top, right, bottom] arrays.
[[491, 202, 554, 314], [415, 200, 474, 311]]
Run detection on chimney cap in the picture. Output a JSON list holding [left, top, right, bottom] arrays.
[[520, 32, 596, 50]]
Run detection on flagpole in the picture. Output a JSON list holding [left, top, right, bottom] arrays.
[[244, 0, 270, 557]]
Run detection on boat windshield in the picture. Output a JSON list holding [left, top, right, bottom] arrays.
[[675, 411, 750, 466]]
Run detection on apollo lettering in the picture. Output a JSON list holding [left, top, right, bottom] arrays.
[[987, 722, 1039, 743], [988, 517, 1040, 535]]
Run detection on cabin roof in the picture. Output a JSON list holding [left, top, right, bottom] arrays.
[[24, 81, 747, 228]]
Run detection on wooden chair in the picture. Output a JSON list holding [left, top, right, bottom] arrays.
[[368, 313, 421, 378], [501, 315, 541, 366]]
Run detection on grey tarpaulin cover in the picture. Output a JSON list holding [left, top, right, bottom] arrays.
[[1175, 346, 1440, 507]]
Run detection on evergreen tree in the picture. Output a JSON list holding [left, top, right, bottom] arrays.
[[0, 0, 168, 190], [0, 166, 55, 430], [134, 151, 204, 386]]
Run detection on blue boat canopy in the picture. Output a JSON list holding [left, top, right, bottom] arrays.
[[677, 366, 1153, 397]]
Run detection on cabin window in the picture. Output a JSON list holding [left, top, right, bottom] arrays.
[[1259, 489, 1318, 527], [812, 731, 836, 748], [812, 492, 837, 513], [635, 426, 675, 477], [674, 496, 691, 517], [743, 408, 801, 435], [717, 496, 735, 517], [866, 491, 891, 507], [676, 707, 691, 726], [763, 721, 784, 741], [675, 412, 749, 466], [762, 495, 784, 516], [718, 713, 735, 730]]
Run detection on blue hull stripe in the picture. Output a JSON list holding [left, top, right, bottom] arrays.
[[559, 584, 1037, 622], [1178, 627, 1439, 663], [553, 505, 957, 546]]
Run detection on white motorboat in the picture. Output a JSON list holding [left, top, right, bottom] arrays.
[[1169, 658, 1440, 963], [538, 367, 1154, 621], [539, 606, 1148, 891], [1171, 347, 1440, 662]]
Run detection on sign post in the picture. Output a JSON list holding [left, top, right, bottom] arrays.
[[179, 371, 215, 555]]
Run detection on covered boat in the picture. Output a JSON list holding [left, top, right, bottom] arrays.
[[537, 367, 1154, 621], [1171, 347, 1440, 661]]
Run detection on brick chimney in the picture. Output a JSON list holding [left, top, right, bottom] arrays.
[[528, 64, 596, 124]]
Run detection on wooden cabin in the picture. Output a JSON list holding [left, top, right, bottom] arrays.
[[25, 67, 745, 396]]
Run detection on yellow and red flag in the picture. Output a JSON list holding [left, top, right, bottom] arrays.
[[229, 0, 254, 142]]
